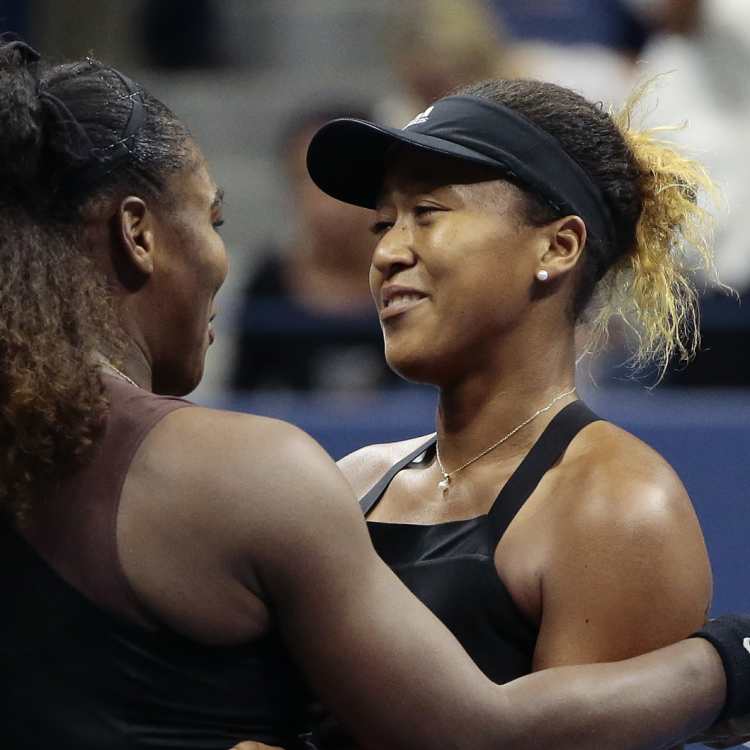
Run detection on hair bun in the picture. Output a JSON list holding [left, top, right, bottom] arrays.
[[0, 38, 45, 197], [3, 38, 41, 65]]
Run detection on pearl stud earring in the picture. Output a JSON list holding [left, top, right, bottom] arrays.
[[536, 269, 549, 282]]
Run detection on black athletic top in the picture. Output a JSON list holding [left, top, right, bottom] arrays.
[[363, 401, 600, 685], [0, 377, 309, 750], [311, 401, 600, 748]]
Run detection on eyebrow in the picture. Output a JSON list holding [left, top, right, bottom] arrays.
[[211, 187, 225, 210], [375, 182, 444, 211]]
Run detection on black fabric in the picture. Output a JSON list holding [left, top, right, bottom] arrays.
[[362, 401, 600, 683], [312, 401, 600, 749], [307, 95, 613, 245], [359, 438, 435, 516], [0, 520, 309, 750], [309, 402, 600, 749], [692, 615, 750, 721], [485, 400, 603, 540]]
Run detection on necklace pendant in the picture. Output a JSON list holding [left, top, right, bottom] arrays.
[[438, 476, 451, 494]]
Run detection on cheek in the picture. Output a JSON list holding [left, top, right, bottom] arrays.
[[368, 263, 380, 303], [195, 232, 228, 293], [435, 240, 528, 328], [212, 239, 229, 288]]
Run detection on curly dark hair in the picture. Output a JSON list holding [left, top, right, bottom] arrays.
[[0, 39, 193, 522]]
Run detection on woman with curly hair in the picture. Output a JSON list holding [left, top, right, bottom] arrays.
[[1, 38, 750, 750], [306, 79, 742, 747]]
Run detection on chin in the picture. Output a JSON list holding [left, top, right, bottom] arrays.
[[385, 334, 467, 386], [385, 351, 438, 387], [152, 360, 204, 397]]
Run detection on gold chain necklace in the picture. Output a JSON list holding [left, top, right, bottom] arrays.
[[435, 387, 576, 496], [100, 361, 141, 389]]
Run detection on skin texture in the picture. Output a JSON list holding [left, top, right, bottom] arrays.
[[89, 145, 228, 395], [87, 142, 742, 749], [367, 153, 586, 389], [336, 150, 716, 745]]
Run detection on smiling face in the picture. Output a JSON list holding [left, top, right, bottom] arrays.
[[369, 150, 552, 386], [147, 149, 229, 395]]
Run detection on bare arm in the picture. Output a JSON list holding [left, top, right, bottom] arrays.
[[534, 449, 711, 670], [528, 436, 712, 750], [240, 421, 726, 750], [129, 410, 729, 750]]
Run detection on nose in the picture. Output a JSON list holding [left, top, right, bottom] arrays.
[[371, 221, 417, 280]]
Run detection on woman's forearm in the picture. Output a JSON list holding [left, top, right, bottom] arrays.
[[485, 638, 725, 750]]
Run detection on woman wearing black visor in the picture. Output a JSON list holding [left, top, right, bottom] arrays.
[[3, 36, 750, 750], [304, 79, 749, 748]]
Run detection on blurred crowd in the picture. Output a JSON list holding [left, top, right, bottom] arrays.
[[5, 0, 750, 394]]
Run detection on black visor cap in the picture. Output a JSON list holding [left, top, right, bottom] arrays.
[[306, 118, 511, 210], [306, 95, 613, 245]]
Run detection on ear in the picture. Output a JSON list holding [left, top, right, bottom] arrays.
[[538, 215, 587, 280], [115, 195, 156, 277]]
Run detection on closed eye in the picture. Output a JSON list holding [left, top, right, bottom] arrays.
[[212, 219, 225, 231], [369, 220, 393, 236], [414, 204, 443, 217]]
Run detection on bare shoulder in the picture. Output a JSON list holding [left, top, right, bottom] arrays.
[[552, 419, 694, 529], [337, 433, 435, 499], [532, 421, 711, 669], [125, 405, 363, 567], [118, 405, 373, 641], [144, 407, 325, 478]]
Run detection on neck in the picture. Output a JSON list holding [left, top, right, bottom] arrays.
[[96, 345, 153, 391], [435, 329, 577, 471]]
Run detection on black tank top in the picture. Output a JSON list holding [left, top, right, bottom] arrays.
[[0, 377, 309, 750], [311, 401, 601, 749], [363, 400, 600, 685]]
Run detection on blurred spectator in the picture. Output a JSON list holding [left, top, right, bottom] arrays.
[[491, 0, 651, 51], [635, 0, 750, 295], [230, 104, 401, 392], [500, 0, 750, 387], [17, 1, 137, 67], [633, 0, 750, 386], [141, 0, 223, 69], [487, 0, 653, 105], [377, 0, 510, 127], [0, 4, 29, 40]]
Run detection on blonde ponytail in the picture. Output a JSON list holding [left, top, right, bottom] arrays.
[[584, 83, 722, 378]]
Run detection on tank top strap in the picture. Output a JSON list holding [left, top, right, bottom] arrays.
[[487, 400, 601, 541], [20, 374, 193, 627], [359, 436, 437, 516]]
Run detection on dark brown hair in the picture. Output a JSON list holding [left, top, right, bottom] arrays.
[[0, 40, 192, 522]]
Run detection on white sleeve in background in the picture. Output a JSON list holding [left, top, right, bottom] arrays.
[[634, 0, 750, 291]]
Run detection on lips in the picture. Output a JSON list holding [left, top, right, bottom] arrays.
[[208, 312, 217, 345], [380, 285, 428, 320]]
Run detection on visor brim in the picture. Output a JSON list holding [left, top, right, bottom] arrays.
[[306, 118, 507, 209]]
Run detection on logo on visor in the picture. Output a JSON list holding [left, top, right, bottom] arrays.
[[403, 105, 434, 129]]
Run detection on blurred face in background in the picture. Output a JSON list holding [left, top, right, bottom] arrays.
[[286, 125, 375, 273]]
